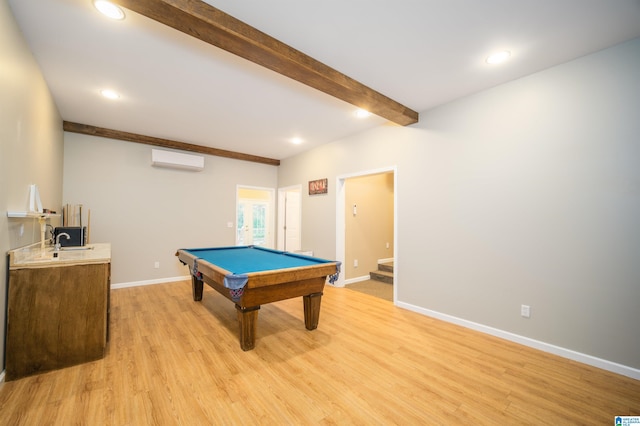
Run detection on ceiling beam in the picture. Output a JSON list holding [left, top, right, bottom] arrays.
[[113, 0, 419, 126], [63, 121, 281, 166]]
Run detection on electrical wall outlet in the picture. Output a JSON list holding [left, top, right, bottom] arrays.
[[154, 261, 160, 269], [354, 259, 358, 268], [521, 304, 531, 318]]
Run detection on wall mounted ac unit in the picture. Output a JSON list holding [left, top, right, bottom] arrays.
[[151, 149, 204, 171]]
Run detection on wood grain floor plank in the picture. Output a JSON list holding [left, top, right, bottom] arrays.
[[1, 280, 638, 425]]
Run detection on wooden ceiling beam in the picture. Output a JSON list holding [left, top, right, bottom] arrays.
[[63, 121, 280, 166], [113, 0, 419, 126]]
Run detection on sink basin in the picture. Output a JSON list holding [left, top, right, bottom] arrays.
[[29, 256, 58, 262], [28, 246, 95, 261], [60, 246, 94, 251]]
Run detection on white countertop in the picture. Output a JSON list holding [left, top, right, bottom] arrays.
[[8, 242, 111, 269]]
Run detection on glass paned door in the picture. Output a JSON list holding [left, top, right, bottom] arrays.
[[237, 199, 268, 246]]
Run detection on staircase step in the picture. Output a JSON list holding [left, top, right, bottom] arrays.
[[370, 270, 393, 284], [378, 262, 394, 273]]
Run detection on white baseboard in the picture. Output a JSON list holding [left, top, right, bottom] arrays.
[[0, 369, 4, 383], [377, 257, 394, 264], [111, 275, 190, 289], [396, 301, 640, 381], [343, 275, 371, 286]]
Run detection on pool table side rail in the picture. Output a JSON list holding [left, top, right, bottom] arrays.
[[241, 263, 339, 288]]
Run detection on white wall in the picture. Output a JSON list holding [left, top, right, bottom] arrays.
[[278, 38, 640, 375], [0, 0, 63, 371], [63, 133, 278, 284]]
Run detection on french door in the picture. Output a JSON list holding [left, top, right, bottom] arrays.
[[236, 186, 274, 247]]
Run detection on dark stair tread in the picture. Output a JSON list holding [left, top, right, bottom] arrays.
[[370, 269, 393, 284]]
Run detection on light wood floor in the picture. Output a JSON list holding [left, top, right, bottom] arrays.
[[1, 281, 638, 425], [345, 279, 393, 301]]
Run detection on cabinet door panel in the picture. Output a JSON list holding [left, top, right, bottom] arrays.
[[6, 263, 109, 380]]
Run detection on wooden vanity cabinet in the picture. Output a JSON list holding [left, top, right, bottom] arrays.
[[6, 248, 111, 381]]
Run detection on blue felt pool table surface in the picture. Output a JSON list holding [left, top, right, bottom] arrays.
[[181, 245, 334, 275]]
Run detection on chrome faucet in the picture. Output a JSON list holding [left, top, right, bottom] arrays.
[[54, 232, 71, 251]]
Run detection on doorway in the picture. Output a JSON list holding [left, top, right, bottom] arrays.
[[336, 166, 397, 303], [236, 186, 275, 248]]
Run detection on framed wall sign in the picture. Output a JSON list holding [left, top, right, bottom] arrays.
[[308, 178, 328, 195]]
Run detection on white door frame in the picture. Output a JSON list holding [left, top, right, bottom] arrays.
[[335, 166, 398, 303]]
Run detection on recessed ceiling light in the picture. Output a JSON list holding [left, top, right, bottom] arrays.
[[355, 109, 371, 119], [94, 0, 125, 20], [100, 89, 120, 99], [486, 51, 511, 65], [290, 137, 303, 145]]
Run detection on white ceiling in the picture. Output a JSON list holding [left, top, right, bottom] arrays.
[[8, 0, 640, 161]]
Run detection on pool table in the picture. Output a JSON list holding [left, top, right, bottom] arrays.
[[176, 245, 340, 351]]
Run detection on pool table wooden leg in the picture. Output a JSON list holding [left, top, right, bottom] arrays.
[[303, 292, 323, 330], [236, 305, 260, 351], [191, 275, 203, 301]]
